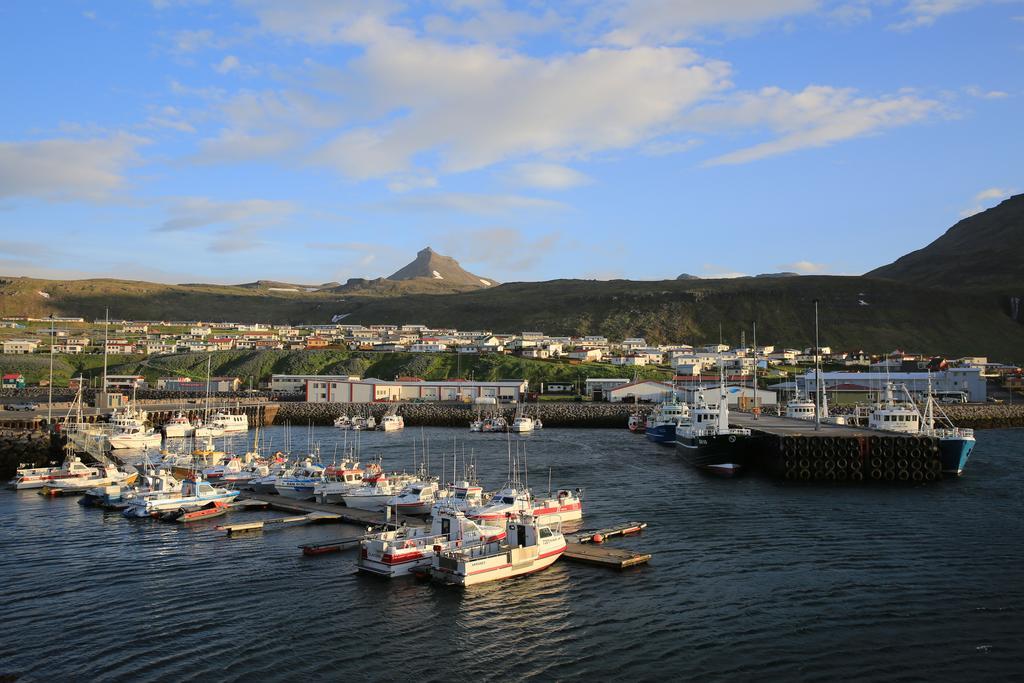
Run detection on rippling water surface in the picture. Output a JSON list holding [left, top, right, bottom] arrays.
[[2, 427, 1022, 681]]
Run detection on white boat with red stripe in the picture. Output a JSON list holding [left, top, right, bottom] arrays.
[[358, 505, 505, 577], [9, 456, 99, 490], [468, 486, 583, 525], [429, 513, 566, 587]]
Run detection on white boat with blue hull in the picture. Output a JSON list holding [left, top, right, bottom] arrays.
[[645, 397, 689, 444], [274, 460, 325, 500], [122, 476, 238, 518], [869, 380, 976, 477]]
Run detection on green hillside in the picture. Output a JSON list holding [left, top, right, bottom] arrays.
[[0, 350, 672, 388]]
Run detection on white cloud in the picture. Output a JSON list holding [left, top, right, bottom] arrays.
[[423, 3, 565, 44], [698, 85, 938, 165], [965, 85, 1009, 99], [508, 163, 592, 190], [778, 260, 829, 274], [172, 28, 217, 53], [214, 55, 240, 74], [0, 134, 145, 202], [599, 0, 819, 46], [974, 187, 1012, 201], [959, 187, 1016, 217], [157, 197, 295, 232], [194, 88, 342, 163], [642, 137, 702, 156], [379, 192, 567, 215], [311, 20, 731, 179], [889, 0, 984, 31], [437, 228, 562, 273]]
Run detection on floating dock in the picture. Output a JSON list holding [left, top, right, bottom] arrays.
[[563, 543, 651, 569], [218, 511, 341, 535], [237, 492, 427, 528], [730, 413, 943, 482]]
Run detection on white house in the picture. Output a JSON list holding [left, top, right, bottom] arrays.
[[566, 348, 603, 362], [409, 342, 448, 353], [3, 339, 39, 354]]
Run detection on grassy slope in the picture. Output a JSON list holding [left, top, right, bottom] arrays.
[[0, 350, 672, 387], [2, 273, 1022, 363]]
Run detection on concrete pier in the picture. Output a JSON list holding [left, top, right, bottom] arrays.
[[730, 412, 943, 482]]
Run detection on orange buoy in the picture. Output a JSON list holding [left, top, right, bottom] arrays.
[[592, 533, 604, 544]]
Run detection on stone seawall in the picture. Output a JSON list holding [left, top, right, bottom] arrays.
[[0, 429, 62, 480], [273, 401, 1024, 430], [275, 402, 646, 428]]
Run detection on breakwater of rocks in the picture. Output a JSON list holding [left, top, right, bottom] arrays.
[[942, 404, 1024, 429], [0, 429, 62, 480], [274, 402, 648, 428], [271, 401, 1024, 430]]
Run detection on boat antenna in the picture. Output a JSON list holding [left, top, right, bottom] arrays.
[[102, 307, 109, 398], [813, 298, 821, 432], [752, 321, 758, 420], [47, 315, 54, 424]]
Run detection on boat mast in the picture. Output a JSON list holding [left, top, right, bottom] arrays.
[[204, 352, 212, 421], [752, 321, 758, 420], [813, 299, 821, 432], [47, 315, 54, 424], [102, 307, 109, 399]]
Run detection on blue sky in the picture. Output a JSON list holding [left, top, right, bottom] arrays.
[[0, 0, 1021, 285]]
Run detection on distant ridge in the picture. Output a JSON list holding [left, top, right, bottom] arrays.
[[387, 247, 496, 288], [868, 194, 1024, 289]]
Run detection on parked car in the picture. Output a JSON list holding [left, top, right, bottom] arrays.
[[5, 402, 38, 411]]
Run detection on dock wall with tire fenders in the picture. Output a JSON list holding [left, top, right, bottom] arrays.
[[758, 433, 943, 483]]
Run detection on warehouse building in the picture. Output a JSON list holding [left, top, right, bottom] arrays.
[[305, 378, 529, 403]]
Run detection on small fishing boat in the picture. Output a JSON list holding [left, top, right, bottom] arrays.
[[333, 415, 352, 429], [358, 505, 506, 578], [163, 412, 195, 438], [314, 460, 366, 503], [80, 468, 180, 509], [209, 411, 248, 434], [510, 416, 535, 433], [379, 413, 405, 432], [386, 480, 446, 516], [8, 456, 98, 490], [644, 395, 689, 444], [429, 480, 484, 516], [123, 476, 239, 518], [428, 514, 566, 587], [274, 459, 325, 500], [342, 467, 403, 512], [40, 464, 139, 496], [467, 486, 583, 525], [161, 500, 230, 523], [481, 416, 507, 433]]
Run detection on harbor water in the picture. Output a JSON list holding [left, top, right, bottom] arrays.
[[1, 427, 1022, 681]]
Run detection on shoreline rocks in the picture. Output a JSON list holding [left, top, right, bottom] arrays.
[[0, 429, 62, 480]]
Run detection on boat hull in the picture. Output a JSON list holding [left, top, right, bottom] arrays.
[[342, 494, 392, 511], [939, 436, 976, 477], [645, 424, 677, 444], [108, 434, 162, 450], [676, 433, 750, 474], [275, 484, 317, 500], [432, 544, 565, 587]]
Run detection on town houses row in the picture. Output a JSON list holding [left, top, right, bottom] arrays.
[[0, 317, 1014, 382]]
